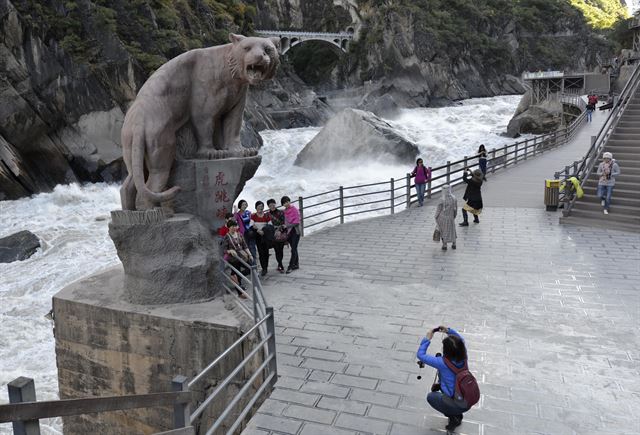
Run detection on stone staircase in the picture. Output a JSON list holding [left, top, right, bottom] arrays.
[[563, 89, 640, 232]]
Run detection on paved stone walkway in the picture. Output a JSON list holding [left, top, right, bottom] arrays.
[[243, 112, 640, 435]]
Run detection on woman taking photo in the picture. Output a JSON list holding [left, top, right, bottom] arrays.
[[459, 169, 483, 226]]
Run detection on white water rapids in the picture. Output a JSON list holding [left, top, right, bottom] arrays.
[[0, 95, 524, 433]]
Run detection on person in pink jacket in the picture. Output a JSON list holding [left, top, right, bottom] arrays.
[[281, 195, 300, 274], [411, 158, 432, 207]]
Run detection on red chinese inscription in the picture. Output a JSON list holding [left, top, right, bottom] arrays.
[[215, 171, 228, 186]]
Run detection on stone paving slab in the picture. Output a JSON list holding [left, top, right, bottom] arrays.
[[243, 206, 639, 435]]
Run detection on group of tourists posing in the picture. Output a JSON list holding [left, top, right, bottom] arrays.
[[411, 146, 487, 251], [219, 196, 301, 294]]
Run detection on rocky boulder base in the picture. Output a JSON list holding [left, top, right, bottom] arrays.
[[294, 108, 420, 168], [507, 98, 563, 137], [0, 230, 40, 263], [108, 210, 221, 305]]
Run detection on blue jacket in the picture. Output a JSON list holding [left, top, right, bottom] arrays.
[[416, 328, 466, 398]]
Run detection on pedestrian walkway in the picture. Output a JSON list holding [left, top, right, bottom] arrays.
[[243, 111, 640, 435]]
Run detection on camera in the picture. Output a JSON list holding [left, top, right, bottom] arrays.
[[417, 361, 425, 369]]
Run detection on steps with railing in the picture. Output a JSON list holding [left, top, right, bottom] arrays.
[[557, 62, 640, 232], [556, 64, 640, 231]]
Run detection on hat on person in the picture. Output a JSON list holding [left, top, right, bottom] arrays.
[[603, 152, 613, 159]]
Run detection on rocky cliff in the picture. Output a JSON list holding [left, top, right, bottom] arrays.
[[0, 0, 630, 200]]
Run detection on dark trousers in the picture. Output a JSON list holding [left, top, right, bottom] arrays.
[[426, 392, 469, 418], [273, 242, 284, 267], [256, 236, 270, 270], [244, 232, 257, 264], [479, 159, 487, 175], [287, 231, 300, 268]]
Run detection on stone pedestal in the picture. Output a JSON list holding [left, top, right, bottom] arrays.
[[108, 210, 221, 304], [53, 266, 263, 435], [169, 156, 261, 232]]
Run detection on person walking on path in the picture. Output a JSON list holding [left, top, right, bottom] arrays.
[[597, 152, 621, 215], [459, 169, 483, 226], [586, 93, 598, 122], [417, 326, 473, 431], [251, 201, 272, 276], [267, 199, 286, 273], [282, 196, 301, 274], [435, 185, 457, 251], [477, 144, 488, 181], [411, 158, 432, 207]]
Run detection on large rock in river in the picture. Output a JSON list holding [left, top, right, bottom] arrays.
[[506, 98, 563, 137], [294, 109, 420, 168], [0, 230, 40, 263]]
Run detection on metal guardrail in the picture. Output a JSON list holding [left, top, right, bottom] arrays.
[[555, 62, 640, 214], [1, 258, 276, 435], [296, 108, 586, 235]]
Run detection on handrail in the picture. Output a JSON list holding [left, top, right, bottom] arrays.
[[557, 62, 640, 215], [0, 391, 191, 423], [296, 103, 586, 234]]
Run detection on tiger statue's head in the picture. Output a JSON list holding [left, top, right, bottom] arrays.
[[227, 34, 280, 85]]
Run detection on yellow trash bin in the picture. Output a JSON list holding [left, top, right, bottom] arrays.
[[544, 179, 560, 211]]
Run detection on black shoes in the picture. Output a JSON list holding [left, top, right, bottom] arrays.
[[260, 269, 267, 277], [277, 265, 284, 273], [459, 221, 469, 227], [452, 244, 456, 250], [473, 216, 480, 223], [286, 267, 293, 274], [445, 415, 463, 431]]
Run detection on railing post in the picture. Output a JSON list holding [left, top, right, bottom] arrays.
[[463, 155, 468, 171], [251, 265, 258, 321], [8, 377, 41, 435], [389, 179, 394, 215], [514, 143, 519, 165], [524, 139, 528, 160], [491, 149, 496, 173], [406, 173, 411, 208], [503, 145, 508, 169], [266, 307, 278, 388], [339, 186, 344, 223], [446, 161, 451, 184], [297, 196, 304, 237], [427, 177, 432, 199], [172, 375, 190, 429]]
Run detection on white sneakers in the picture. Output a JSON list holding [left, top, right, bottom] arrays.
[[601, 199, 605, 206], [603, 210, 609, 215]]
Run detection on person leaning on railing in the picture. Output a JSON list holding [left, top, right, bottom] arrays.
[[281, 195, 301, 274], [222, 220, 253, 299]]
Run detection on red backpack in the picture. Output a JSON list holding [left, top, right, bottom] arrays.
[[443, 358, 480, 408]]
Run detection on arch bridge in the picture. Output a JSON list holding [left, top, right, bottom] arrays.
[[255, 30, 354, 55]]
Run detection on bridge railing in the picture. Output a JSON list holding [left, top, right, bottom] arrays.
[[255, 30, 353, 38], [555, 61, 640, 214], [296, 109, 586, 235]]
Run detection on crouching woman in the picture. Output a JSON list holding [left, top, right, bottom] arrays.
[[417, 326, 477, 431]]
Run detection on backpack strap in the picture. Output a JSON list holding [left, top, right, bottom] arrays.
[[443, 357, 467, 374]]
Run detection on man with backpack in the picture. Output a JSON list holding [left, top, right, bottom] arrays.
[[417, 326, 480, 431]]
